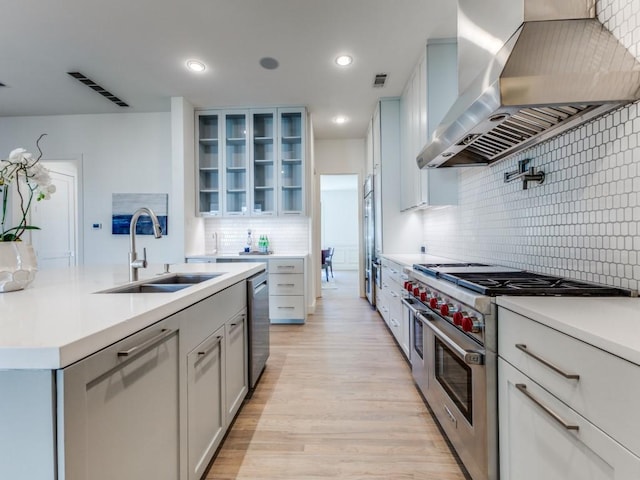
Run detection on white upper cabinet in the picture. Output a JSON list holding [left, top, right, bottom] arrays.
[[196, 113, 221, 216], [223, 110, 250, 216], [400, 40, 459, 211], [251, 109, 277, 216], [278, 108, 306, 216], [196, 107, 307, 217]]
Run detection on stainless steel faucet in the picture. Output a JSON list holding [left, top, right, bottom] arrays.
[[129, 207, 163, 282]]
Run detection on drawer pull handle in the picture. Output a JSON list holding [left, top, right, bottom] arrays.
[[228, 316, 245, 330], [277, 283, 295, 287], [515, 344, 580, 380], [118, 329, 174, 357], [516, 384, 579, 431], [277, 306, 295, 309], [198, 336, 223, 358], [277, 265, 295, 269]]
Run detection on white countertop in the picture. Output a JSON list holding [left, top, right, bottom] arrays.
[[187, 253, 308, 260], [0, 262, 265, 370], [497, 296, 640, 366], [379, 253, 456, 267]]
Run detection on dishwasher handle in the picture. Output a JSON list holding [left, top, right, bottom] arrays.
[[254, 281, 268, 295]]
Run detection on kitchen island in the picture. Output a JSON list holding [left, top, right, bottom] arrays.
[[0, 261, 265, 480]]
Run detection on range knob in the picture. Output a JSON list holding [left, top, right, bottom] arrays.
[[419, 290, 428, 302], [413, 286, 420, 296], [405, 282, 414, 292], [429, 297, 439, 309], [452, 311, 465, 326], [461, 316, 474, 332], [440, 303, 453, 317]]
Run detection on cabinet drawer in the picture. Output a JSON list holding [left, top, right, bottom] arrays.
[[381, 259, 402, 285], [499, 307, 640, 457], [269, 273, 304, 295], [499, 358, 640, 480], [269, 296, 304, 319], [269, 258, 303, 274]]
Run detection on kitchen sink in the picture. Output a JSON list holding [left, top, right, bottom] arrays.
[[149, 273, 223, 284], [104, 283, 193, 294], [95, 272, 224, 294]]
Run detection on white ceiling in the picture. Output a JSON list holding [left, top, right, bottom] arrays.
[[0, 0, 456, 139]]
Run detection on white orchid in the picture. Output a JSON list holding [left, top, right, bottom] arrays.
[[0, 134, 55, 241]]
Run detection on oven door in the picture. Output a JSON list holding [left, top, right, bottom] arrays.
[[420, 311, 493, 480], [402, 297, 428, 396]]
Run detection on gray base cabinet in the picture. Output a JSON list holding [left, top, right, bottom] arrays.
[[187, 325, 225, 480], [58, 316, 181, 480], [225, 311, 248, 420]]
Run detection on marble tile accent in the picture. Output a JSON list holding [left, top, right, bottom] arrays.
[[421, 0, 640, 292]]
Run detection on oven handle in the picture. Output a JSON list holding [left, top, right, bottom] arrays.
[[401, 297, 419, 315], [418, 311, 484, 366], [401, 297, 429, 317]]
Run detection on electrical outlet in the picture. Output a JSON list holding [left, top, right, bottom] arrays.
[[420, 245, 427, 253]]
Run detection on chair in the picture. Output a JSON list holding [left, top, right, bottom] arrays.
[[321, 247, 334, 282]]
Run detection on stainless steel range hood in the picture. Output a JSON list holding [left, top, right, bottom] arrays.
[[417, 0, 640, 169]]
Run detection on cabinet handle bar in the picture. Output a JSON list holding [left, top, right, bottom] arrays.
[[515, 383, 579, 431], [515, 344, 580, 380], [117, 329, 174, 357], [198, 336, 223, 358]]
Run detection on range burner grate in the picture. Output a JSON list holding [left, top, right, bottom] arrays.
[[413, 263, 490, 277], [453, 272, 633, 296]]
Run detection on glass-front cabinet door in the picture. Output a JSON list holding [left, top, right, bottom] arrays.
[[278, 108, 305, 215], [223, 111, 249, 216], [197, 113, 221, 216], [251, 110, 277, 216], [196, 107, 306, 217]]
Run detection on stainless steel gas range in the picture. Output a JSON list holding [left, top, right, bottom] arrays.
[[403, 262, 633, 480]]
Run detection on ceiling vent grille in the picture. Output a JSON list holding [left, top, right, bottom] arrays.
[[67, 72, 129, 107], [373, 73, 388, 88]]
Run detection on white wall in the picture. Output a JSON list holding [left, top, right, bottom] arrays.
[[422, 0, 640, 292], [0, 112, 181, 265], [320, 181, 359, 270], [314, 139, 366, 293]]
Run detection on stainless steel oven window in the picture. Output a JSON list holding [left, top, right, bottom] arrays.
[[435, 337, 473, 424]]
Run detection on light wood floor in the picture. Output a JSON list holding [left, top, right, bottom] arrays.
[[206, 270, 468, 479]]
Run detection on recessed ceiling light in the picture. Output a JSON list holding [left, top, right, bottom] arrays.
[[333, 116, 348, 125], [335, 55, 353, 67], [259, 57, 279, 70], [186, 60, 206, 72]]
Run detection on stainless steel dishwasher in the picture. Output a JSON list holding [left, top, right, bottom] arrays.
[[247, 270, 269, 393]]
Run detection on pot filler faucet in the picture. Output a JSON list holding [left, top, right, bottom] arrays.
[[129, 207, 163, 282]]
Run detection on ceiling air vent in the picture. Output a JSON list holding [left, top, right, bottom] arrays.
[[373, 73, 388, 88], [67, 72, 129, 107], [0, 82, 5, 87]]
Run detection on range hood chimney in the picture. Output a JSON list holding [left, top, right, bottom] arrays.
[[417, 0, 640, 169]]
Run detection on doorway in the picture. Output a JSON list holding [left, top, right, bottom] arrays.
[[30, 158, 82, 268], [320, 174, 359, 295]]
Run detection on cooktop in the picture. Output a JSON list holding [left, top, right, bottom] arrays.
[[412, 263, 634, 297], [452, 271, 633, 297]]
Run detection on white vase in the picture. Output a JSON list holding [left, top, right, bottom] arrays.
[[0, 242, 38, 292]]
